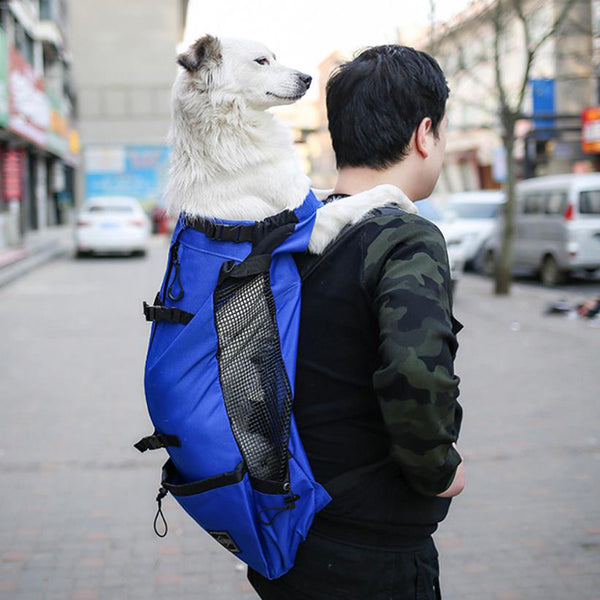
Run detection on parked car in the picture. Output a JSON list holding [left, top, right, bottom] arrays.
[[75, 196, 151, 257], [415, 199, 467, 291], [443, 190, 505, 270], [482, 174, 600, 285]]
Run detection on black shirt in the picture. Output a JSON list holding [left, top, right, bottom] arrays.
[[293, 202, 463, 547]]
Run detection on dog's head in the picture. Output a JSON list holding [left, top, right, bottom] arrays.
[[177, 35, 312, 110]]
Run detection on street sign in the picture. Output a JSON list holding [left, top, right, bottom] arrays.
[[582, 107, 600, 154]]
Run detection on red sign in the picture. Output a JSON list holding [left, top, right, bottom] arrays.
[[2, 148, 25, 201], [8, 47, 50, 147], [582, 107, 600, 154]]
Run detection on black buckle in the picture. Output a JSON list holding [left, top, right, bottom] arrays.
[[134, 433, 181, 453], [143, 302, 194, 325], [143, 301, 155, 322]]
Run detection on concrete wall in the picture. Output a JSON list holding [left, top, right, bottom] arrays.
[[69, 0, 181, 147]]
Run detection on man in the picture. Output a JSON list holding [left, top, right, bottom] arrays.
[[249, 45, 464, 599]]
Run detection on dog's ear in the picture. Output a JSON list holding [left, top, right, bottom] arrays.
[[177, 35, 222, 72]]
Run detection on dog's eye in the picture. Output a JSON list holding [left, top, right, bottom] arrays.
[[255, 58, 270, 66]]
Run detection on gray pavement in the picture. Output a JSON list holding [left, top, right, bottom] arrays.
[[0, 236, 599, 599]]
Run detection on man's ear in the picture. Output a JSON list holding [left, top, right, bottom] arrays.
[[177, 35, 222, 72], [415, 117, 433, 159]]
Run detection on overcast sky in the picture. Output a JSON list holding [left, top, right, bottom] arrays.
[[184, 0, 471, 75]]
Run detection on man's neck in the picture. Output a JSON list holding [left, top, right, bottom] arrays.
[[333, 157, 421, 200]]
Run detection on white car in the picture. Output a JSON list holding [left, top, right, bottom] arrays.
[[444, 190, 505, 270], [415, 199, 467, 291], [75, 196, 151, 257]]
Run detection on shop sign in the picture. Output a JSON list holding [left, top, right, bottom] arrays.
[[0, 31, 9, 127], [85, 145, 170, 206], [2, 148, 25, 201], [582, 107, 600, 154], [46, 91, 68, 156], [8, 47, 50, 147]]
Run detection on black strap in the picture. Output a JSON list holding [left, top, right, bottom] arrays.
[[324, 457, 393, 498], [143, 301, 194, 325], [160, 459, 247, 496], [134, 432, 181, 453], [216, 220, 298, 285], [185, 218, 255, 243], [185, 209, 298, 245]]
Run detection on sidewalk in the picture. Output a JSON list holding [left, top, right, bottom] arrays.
[[0, 225, 75, 289]]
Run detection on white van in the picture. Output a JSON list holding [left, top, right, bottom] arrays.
[[484, 174, 600, 285]]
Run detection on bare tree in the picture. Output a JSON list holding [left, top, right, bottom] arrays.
[[429, 0, 586, 294], [490, 0, 580, 294]]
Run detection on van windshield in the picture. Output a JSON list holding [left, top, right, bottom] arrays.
[[579, 191, 600, 214], [449, 203, 501, 219]]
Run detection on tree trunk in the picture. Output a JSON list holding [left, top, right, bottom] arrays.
[[494, 118, 517, 295]]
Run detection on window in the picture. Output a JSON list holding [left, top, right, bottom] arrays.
[[545, 191, 567, 215], [40, 0, 52, 20], [579, 190, 600, 214], [449, 202, 501, 219], [523, 194, 542, 214], [14, 21, 35, 65], [88, 205, 134, 213]]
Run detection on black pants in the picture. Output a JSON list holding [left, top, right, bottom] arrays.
[[248, 532, 442, 600]]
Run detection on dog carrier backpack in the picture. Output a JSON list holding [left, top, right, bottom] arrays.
[[135, 190, 332, 579]]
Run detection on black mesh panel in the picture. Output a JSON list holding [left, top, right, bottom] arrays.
[[214, 271, 292, 483]]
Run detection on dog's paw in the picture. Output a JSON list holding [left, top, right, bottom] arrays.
[[348, 184, 417, 224], [308, 185, 417, 254]]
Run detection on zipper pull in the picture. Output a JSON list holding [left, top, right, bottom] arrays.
[[153, 486, 169, 538], [168, 243, 184, 301]]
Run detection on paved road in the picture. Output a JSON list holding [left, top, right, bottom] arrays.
[[1, 236, 599, 599]]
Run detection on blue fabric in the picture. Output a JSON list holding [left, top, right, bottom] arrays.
[[143, 190, 331, 579]]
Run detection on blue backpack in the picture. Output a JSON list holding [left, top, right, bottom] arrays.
[[136, 191, 332, 579]]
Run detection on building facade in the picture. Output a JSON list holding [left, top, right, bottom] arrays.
[[0, 0, 79, 251], [68, 0, 188, 213]]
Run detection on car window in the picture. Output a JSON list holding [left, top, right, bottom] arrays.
[[523, 194, 540, 214], [545, 191, 567, 215], [449, 202, 501, 219], [579, 190, 600, 214], [88, 205, 134, 213]]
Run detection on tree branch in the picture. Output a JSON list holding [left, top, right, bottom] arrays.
[[531, 0, 579, 55], [492, 0, 509, 112]]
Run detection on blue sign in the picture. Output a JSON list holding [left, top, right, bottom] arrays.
[[84, 145, 170, 207], [531, 79, 555, 140]]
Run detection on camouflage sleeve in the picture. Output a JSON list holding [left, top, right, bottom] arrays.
[[365, 213, 463, 497]]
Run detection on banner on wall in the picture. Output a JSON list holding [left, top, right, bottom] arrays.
[[2, 148, 25, 201], [84, 146, 170, 206], [531, 79, 555, 140], [0, 31, 9, 127], [8, 47, 51, 147], [582, 107, 600, 154]]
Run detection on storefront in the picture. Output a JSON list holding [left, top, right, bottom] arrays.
[[0, 29, 79, 250]]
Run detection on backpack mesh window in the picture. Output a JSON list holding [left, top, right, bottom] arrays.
[[214, 271, 293, 483]]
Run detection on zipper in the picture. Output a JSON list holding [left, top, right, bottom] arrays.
[[167, 242, 184, 301]]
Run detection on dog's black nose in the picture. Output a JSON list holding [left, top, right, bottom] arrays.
[[298, 72, 312, 88]]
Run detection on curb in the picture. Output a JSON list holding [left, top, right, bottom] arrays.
[[0, 243, 71, 289]]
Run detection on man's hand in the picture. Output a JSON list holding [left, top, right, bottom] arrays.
[[436, 444, 465, 498]]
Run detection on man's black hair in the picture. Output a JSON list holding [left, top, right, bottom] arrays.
[[326, 45, 449, 170]]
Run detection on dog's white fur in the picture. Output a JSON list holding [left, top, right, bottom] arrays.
[[167, 35, 416, 254]]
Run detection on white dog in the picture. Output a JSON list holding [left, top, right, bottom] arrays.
[[167, 35, 416, 253]]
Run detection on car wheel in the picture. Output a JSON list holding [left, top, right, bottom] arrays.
[[75, 250, 90, 259], [540, 255, 566, 286], [482, 250, 496, 277]]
